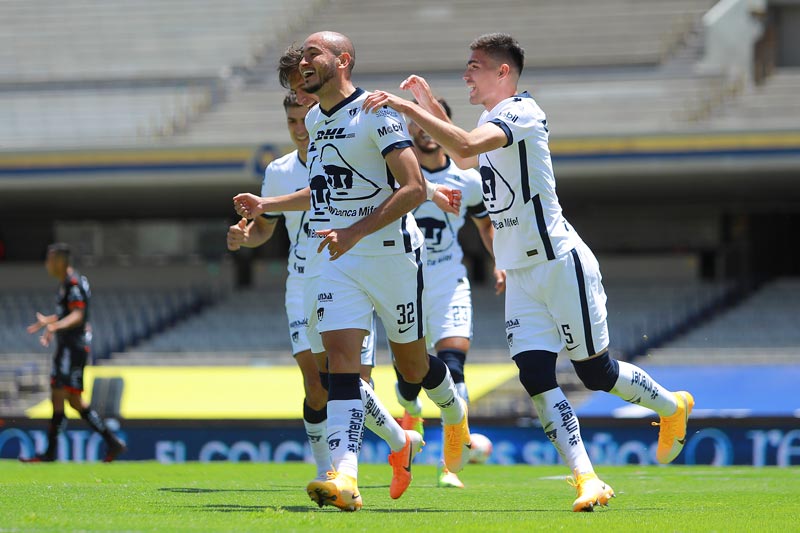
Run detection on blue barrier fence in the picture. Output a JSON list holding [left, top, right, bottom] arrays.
[[1, 417, 798, 466]]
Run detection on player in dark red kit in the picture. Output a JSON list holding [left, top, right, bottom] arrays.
[[22, 243, 126, 463]]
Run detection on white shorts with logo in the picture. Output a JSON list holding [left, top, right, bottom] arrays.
[[286, 274, 312, 356], [504, 240, 609, 361], [304, 273, 377, 366], [423, 268, 473, 349], [313, 247, 426, 345]]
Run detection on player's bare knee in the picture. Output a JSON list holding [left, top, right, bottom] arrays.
[[513, 351, 559, 396], [571, 351, 619, 392]]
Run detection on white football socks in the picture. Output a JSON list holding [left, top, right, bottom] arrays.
[[326, 399, 364, 479], [423, 370, 464, 425], [303, 419, 331, 478], [360, 379, 406, 451], [532, 387, 594, 475], [611, 361, 678, 416]]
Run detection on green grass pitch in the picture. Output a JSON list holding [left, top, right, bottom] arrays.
[[2, 461, 798, 532]]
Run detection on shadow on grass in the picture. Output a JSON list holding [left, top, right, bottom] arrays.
[[180, 504, 443, 513], [181, 503, 604, 514], [159, 487, 295, 494], [159, 484, 389, 494]]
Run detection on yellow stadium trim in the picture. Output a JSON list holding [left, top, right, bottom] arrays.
[[551, 131, 800, 154], [2, 131, 800, 170], [24, 364, 519, 420]]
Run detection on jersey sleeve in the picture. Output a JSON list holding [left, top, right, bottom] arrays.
[[260, 163, 283, 219], [487, 98, 545, 148], [66, 280, 87, 310], [366, 104, 413, 157]]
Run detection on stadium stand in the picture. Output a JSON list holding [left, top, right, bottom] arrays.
[[175, 0, 724, 145], [116, 285, 290, 363], [104, 273, 734, 371], [0, 0, 318, 147], [644, 277, 800, 365], [4, 0, 791, 148], [0, 283, 212, 414], [173, 70, 731, 145], [0, 0, 316, 80], [0, 87, 210, 148], [704, 68, 800, 131], [0, 286, 210, 359], [280, 0, 716, 73]]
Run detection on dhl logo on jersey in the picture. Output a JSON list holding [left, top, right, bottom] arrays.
[[315, 127, 355, 141]]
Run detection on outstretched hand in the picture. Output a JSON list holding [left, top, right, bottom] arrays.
[[233, 193, 263, 219], [399, 75, 441, 115], [316, 227, 361, 261], [226, 218, 249, 251], [26, 312, 53, 334], [362, 90, 409, 114], [39, 329, 53, 347]]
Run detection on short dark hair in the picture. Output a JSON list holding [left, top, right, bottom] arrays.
[[283, 91, 304, 110], [470, 33, 524, 75], [277, 44, 303, 89], [47, 242, 71, 261]]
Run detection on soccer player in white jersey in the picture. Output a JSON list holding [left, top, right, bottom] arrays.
[[363, 33, 694, 512], [233, 32, 470, 512], [228, 88, 422, 503], [394, 97, 504, 489]]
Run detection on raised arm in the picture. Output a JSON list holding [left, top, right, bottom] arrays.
[[26, 312, 57, 334], [363, 77, 507, 168], [233, 187, 312, 219]]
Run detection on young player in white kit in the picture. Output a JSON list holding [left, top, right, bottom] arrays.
[[228, 87, 422, 503], [363, 33, 694, 512], [394, 97, 504, 489], [233, 35, 470, 512]]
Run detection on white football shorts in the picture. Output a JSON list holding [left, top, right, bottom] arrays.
[[313, 247, 426, 345], [423, 271, 473, 348], [304, 272, 377, 365], [286, 274, 312, 356], [504, 239, 609, 361]]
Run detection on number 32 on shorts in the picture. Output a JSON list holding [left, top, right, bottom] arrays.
[[396, 302, 416, 333]]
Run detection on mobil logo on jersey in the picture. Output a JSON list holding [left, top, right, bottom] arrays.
[[479, 157, 514, 214], [376, 122, 404, 138]]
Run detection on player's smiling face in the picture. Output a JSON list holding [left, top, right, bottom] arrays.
[[299, 39, 337, 95], [286, 105, 310, 152], [463, 49, 500, 108]]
